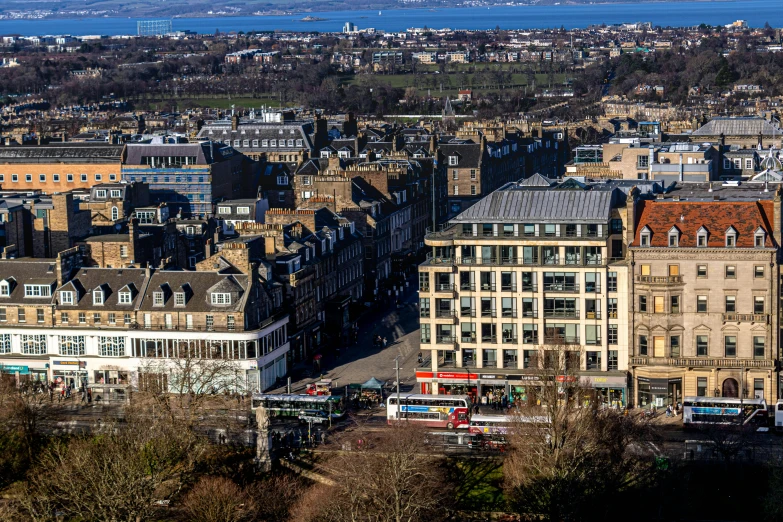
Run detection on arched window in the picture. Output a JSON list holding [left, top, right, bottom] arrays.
[[111, 206, 119, 221]]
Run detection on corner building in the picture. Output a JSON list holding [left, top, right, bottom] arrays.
[[628, 185, 781, 406], [418, 176, 631, 407]]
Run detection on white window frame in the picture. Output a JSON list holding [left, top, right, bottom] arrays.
[[175, 292, 186, 306], [96, 189, 107, 198], [0, 281, 9, 297], [59, 335, 85, 356], [93, 289, 104, 305], [24, 284, 51, 297], [236, 206, 250, 215], [153, 292, 164, 306], [60, 290, 73, 304], [99, 336, 125, 357], [119, 291, 132, 304], [211, 293, 231, 305], [21, 334, 47, 355], [110, 189, 122, 198]]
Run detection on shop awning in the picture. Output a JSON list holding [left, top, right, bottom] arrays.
[[361, 377, 384, 391]]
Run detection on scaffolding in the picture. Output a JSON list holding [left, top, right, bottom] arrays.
[[137, 20, 172, 37]]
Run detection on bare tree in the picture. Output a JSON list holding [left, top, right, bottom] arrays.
[[504, 341, 658, 521], [16, 408, 205, 522], [292, 423, 455, 522], [137, 342, 246, 430], [181, 476, 250, 522]]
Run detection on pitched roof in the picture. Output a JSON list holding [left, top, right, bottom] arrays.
[[633, 200, 776, 248], [692, 117, 781, 137], [56, 268, 147, 309], [453, 187, 616, 224]]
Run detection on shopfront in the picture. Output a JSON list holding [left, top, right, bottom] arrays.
[[507, 375, 541, 407], [581, 374, 628, 408], [479, 374, 507, 405], [51, 360, 88, 389], [416, 371, 479, 399], [637, 375, 682, 408], [1, 364, 47, 383]]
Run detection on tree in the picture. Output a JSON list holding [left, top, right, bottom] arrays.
[[504, 341, 659, 521], [16, 408, 205, 522], [292, 423, 455, 522], [182, 476, 250, 522]]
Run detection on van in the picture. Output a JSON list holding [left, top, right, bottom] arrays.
[[298, 409, 329, 425]]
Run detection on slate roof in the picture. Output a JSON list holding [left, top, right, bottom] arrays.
[[124, 142, 232, 165], [439, 143, 482, 168], [633, 200, 776, 248], [692, 117, 781, 136], [521, 173, 556, 187], [452, 188, 616, 224], [56, 268, 147, 310], [138, 271, 247, 312], [0, 259, 57, 304], [196, 120, 315, 152], [0, 144, 123, 163]]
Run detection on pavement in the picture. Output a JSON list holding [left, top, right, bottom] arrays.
[[271, 277, 422, 397]]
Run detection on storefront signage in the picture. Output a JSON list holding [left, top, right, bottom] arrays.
[[668, 377, 682, 385], [416, 372, 434, 380], [479, 374, 499, 380], [556, 375, 578, 383], [583, 376, 628, 388], [507, 375, 539, 382], [436, 372, 478, 380], [1, 365, 29, 374], [54, 361, 86, 368], [650, 379, 668, 394]]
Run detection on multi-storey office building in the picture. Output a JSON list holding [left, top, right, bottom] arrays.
[[0, 249, 289, 392], [418, 177, 631, 407], [627, 184, 781, 406]]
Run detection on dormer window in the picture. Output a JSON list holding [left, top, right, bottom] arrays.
[[175, 292, 186, 307], [110, 189, 121, 198], [755, 227, 766, 248], [153, 291, 164, 306], [96, 189, 107, 198], [93, 289, 104, 305], [0, 280, 10, 297], [211, 293, 231, 305], [448, 156, 458, 166], [60, 290, 73, 304], [119, 291, 132, 304], [725, 226, 737, 248], [668, 227, 679, 247], [640, 226, 651, 247], [696, 226, 709, 247]]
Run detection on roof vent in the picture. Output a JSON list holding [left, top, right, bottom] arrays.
[[656, 194, 664, 200], [673, 196, 680, 201]]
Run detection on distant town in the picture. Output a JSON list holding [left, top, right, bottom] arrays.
[[3, 14, 783, 522]]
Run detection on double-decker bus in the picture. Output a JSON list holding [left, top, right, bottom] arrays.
[[251, 393, 346, 420], [386, 394, 470, 429], [682, 397, 767, 427]]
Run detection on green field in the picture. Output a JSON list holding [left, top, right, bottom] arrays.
[[341, 71, 568, 94]]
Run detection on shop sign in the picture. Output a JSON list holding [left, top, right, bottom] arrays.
[[54, 361, 86, 368], [507, 374, 539, 382], [668, 377, 682, 385], [650, 379, 668, 394], [1, 365, 29, 374], [584, 376, 628, 388], [556, 375, 578, 383], [479, 374, 500, 380], [436, 372, 478, 380], [416, 371, 434, 380], [637, 376, 650, 383]]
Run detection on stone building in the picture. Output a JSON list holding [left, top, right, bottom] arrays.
[[627, 184, 781, 406]]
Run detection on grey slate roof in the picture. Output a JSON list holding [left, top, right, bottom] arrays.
[[452, 188, 615, 224], [521, 173, 556, 187], [0, 259, 57, 305], [692, 117, 781, 136], [0, 144, 123, 163], [124, 142, 232, 165]]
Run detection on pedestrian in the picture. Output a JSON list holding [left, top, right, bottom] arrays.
[[87, 388, 92, 403], [382, 337, 388, 348], [666, 404, 672, 417]]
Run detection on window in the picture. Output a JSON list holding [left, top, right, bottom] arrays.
[[670, 335, 680, 357], [640, 264, 650, 276], [608, 298, 618, 318], [608, 325, 618, 345], [25, 174, 31, 182], [453, 186, 459, 196], [124, 313, 131, 324], [586, 351, 601, 370], [120, 245, 128, 258], [236, 207, 250, 215], [11, 174, 17, 182], [37, 309, 44, 323], [725, 295, 736, 313], [206, 315, 214, 331], [449, 156, 458, 166], [211, 293, 231, 305], [670, 295, 680, 314], [94, 313, 101, 324], [639, 335, 648, 356], [639, 296, 647, 313], [227, 315, 235, 331], [637, 155, 649, 168], [754, 378, 764, 399], [654, 296, 664, 313], [18, 308, 25, 323], [153, 292, 164, 306], [59, 335, 85, 356], [755, 296, 765, 314], [724, 335, 737, 357], [0, 307, 5, 321], [754, 336, 765, 358], [53, 174, 59, 182], [108, 313, 115, 324], [67, 174, 73, 182], [0, 281, 9, 297], [696, 335, 708, 356], [607, 272, 617, 292], [93, 289, 104, 305], [81, 174, 87, 182], [755, 266, 765, 278], [668, 265, 679, 277], [0, 334, 10, 354], [60, 290, 74, 304], [608, 350, 618, 371], [470, 185, 476, 196], [668, 229, 679, 247], [746, 158, 754, 170], [39, 174, 46, 182], [452, 170, 459, 180], [696, 265, 707, 278], [24, 284, 51, 297], [78, 312, 85, 324], [119, 291, 132, 304], [175, 292, 185, 306], [755, 229, 766, 248], [95, 174, 102, 181], [522, 324, 538, 344], [96, 189, 107, 198], [697, 377, 707, 397], [697, 295, 708, 313], [726, 231, 736, 247], [420, 324, 431, 343], [21, 334, 46, 355], [725, 265, 736, 278], [61, 312, 69, 324], [99, 337, 125, 357], [111, 207, 119, 221], [110, 189, 121, 198]]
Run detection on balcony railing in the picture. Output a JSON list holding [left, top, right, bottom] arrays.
[[460, 308, 476, 318], [522, 336, 539, 345], [521, 310, 538, 318], [435, 310, 456, 318], [543, 310, 580, 319], [436, 335, 456, 344], [501, 310, 517, 318], [544, 283, 580, 292], [585, 311, 602, 320], [433, 283, 456, 292], [521, 284, 538, 292], [584, 338, 603, 346], [635, 275, 683, 284], [544, 335, 580, 345], [463, 358, 477, 368], [722, 313, 768, 323], [500, 285, 517, 292], [460, 284, 475, 291], [482, 360, 498, 368], [584, 284, 602, 293], [481, 336, 498, 344], [437, 356, 457, 368], [631, 356, 773, 368], [502, 337, 518, 344], [480, 310, 497, 318], [461, 335, 477, 343], [478, 284, 496, 291], [453, 256, 606, 267]]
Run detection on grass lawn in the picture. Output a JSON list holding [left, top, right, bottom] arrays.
[[450, 458, 506, 512], [340, 72, 567, 93]]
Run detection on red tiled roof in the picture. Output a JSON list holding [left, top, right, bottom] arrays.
[[633, 200, 776, 248]]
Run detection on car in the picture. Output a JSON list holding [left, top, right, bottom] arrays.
[[298, 409, 329, 425]]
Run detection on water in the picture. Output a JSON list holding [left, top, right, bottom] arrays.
[[0, 0, 781, 37]]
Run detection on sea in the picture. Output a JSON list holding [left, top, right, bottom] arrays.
[[0, 0, 782, 37]]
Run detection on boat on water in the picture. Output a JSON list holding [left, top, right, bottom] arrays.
[[379, 11, 382, 15]]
